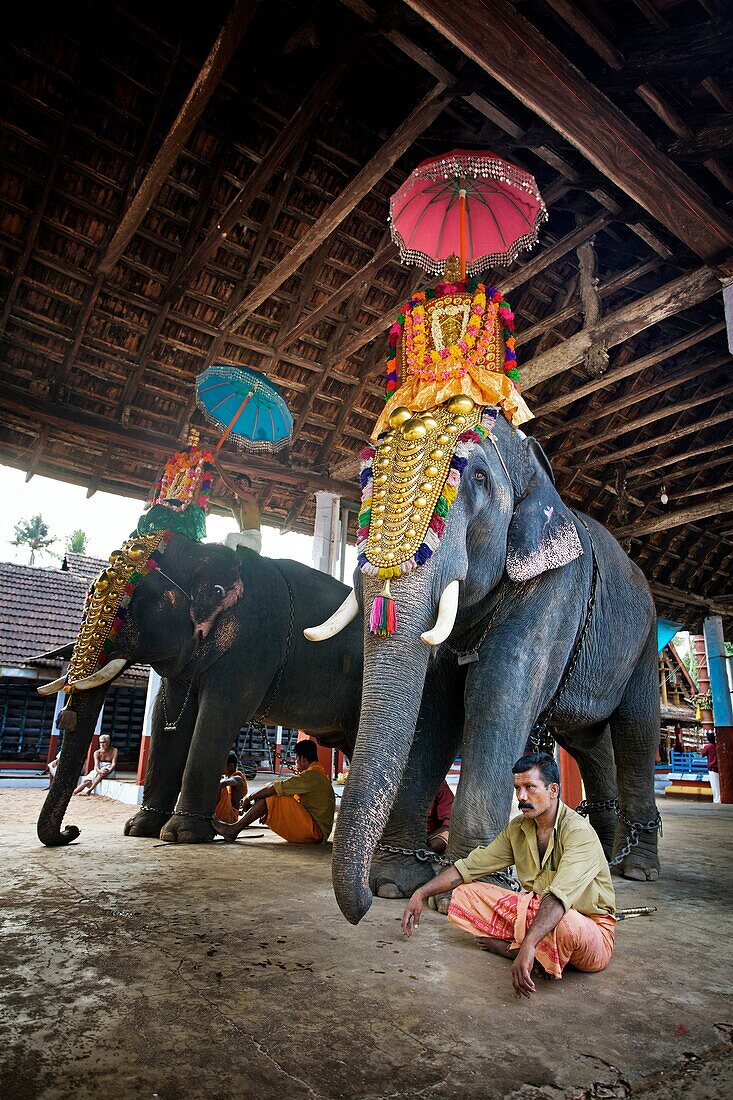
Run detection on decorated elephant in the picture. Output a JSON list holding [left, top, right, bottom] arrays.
[[36, 535, 363, 846], [306, 284, 660, 924]]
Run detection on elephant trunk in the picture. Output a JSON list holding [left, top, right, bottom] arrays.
[[332, 573, 438, 924], [37, 687, 109, 847]]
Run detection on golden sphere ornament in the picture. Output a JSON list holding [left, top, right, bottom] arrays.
[[388, 406, 412, 428], [446, 394, 475, 415], [402, 417, 428, 440]]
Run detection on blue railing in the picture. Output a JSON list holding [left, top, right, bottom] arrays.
[[669, 751, 710, 778]]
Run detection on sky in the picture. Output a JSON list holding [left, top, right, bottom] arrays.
[[1, 463, 356, 576]]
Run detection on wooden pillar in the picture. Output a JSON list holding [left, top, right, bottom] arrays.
[[559, 748, 583, 809], [718, 727, 733, 804]]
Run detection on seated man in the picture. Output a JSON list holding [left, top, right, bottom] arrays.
[[72, 734, 118, 796], [426, 779, 454, 854], [213, 739, 335, 844], [214, 751, 248, 824], [402, 752, 616, 998]]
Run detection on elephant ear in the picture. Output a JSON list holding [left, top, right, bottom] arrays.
[[505, 439, 583, 582]]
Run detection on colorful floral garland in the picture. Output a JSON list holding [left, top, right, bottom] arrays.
[[357, 422, 490, 582], [152, 446, 216, 512], [385, 278, 517, 399]]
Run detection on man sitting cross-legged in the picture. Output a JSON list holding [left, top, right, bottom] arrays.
[[401, 752, 616, 997], [213, 738, 335, 844]]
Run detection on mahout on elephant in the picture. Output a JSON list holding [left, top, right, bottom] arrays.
[[307, 407, 660, 925], [36, 535, 363, 847]]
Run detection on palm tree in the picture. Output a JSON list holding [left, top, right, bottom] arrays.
[[65, 529, 88, 554], [12, 514, 56, 565]]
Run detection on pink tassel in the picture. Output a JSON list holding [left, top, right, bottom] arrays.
[[369, 580, 397, 636]]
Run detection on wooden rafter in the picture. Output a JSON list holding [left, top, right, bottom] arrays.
[[223, 81, 452, 331], [522, 267, 722, 391], [406, 0, 733, 266], [97, 0, 260, 276], [614, 493, 733, 539], [161, 39, 362, 303]]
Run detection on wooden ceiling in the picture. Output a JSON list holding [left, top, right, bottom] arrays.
[[1, 0, 732, 627]]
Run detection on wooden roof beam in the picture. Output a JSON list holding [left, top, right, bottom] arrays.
[[627, 439, 733, 480], [97, 0, 260, 276], [544, 0, 733, 194], [223, 81, 451, 331], [406, 0, 733, 267], [521, 267, 722, 391], [545, 352, 731, 442], [614, 492, 733, 539], [580, 406, 733, 470], [535, 320, 725, 417], [0, 391, 355, 497]]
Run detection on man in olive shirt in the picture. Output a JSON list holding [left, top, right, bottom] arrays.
[[401, 753, 616, 997], [214, 738, 335, 844]]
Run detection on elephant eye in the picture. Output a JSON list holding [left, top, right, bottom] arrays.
[[213, 584, 226, 599], [473, 470, 487, 482]]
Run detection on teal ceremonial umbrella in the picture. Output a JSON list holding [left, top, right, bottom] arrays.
[[195, 364, 293, 455]]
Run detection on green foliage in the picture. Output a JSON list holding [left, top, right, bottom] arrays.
[[11, 514, 56, 565], [65, 529, 88, 554]]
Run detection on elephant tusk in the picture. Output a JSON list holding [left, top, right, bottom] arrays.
[[421, 580, 460, 647], [304, 590, 359, 642], [67, 658, 128, 691], [37, 676, 67, 696]]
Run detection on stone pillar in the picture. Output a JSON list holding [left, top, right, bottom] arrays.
[[137, 669, 161, 785], [691, 634, 714, 732], [703, 616, 733, 804], [312, 490, 341, 578]]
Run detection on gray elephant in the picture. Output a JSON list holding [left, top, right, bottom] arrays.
[[307, 405, 660, 925], [37, 536, 363, 847]]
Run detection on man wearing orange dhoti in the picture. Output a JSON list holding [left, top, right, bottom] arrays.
[[214, 751, 248, 825], [401, 753, 616, 997], [213, 739, 335, 844]]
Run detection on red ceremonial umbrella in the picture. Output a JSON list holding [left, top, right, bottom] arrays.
[[389, 149, 547, 280]]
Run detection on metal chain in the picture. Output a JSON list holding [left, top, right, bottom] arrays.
[[375, 843, 521, 892], [607, 809, 662, 868], [161, 680, 194, 733], [139, 804, 213, 822], [254, 563, 295, 724], [139, 805, 172, 815], [377, 842, 454, 866], [575, 797, 619, 817], [444, 601, 502, 665], [528, 517, 598, 754]]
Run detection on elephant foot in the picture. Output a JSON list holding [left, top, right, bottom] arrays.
[[369, 849, 435, 900], [159, 813, 215, 844], [612, 818, 660, 881], [124, 808, 171, 838], [375, 880, 404, 899]]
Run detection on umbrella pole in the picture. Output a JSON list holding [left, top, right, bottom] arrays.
[[214, 390, 254, 453], [459, 183, 467, 282]]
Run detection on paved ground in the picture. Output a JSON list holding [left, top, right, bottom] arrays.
[[0, 790, 731, 1099]]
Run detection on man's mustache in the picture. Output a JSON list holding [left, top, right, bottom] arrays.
[[518, 802, 534, 810]]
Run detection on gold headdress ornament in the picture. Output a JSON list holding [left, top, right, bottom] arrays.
[[374, 259, 532, 439], [359, 264, 532, 635]]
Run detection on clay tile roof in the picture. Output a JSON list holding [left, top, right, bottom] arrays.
[[0, 557, 147, 681]]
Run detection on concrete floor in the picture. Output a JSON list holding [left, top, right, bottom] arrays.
[[0, 791, 731, 1100]]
